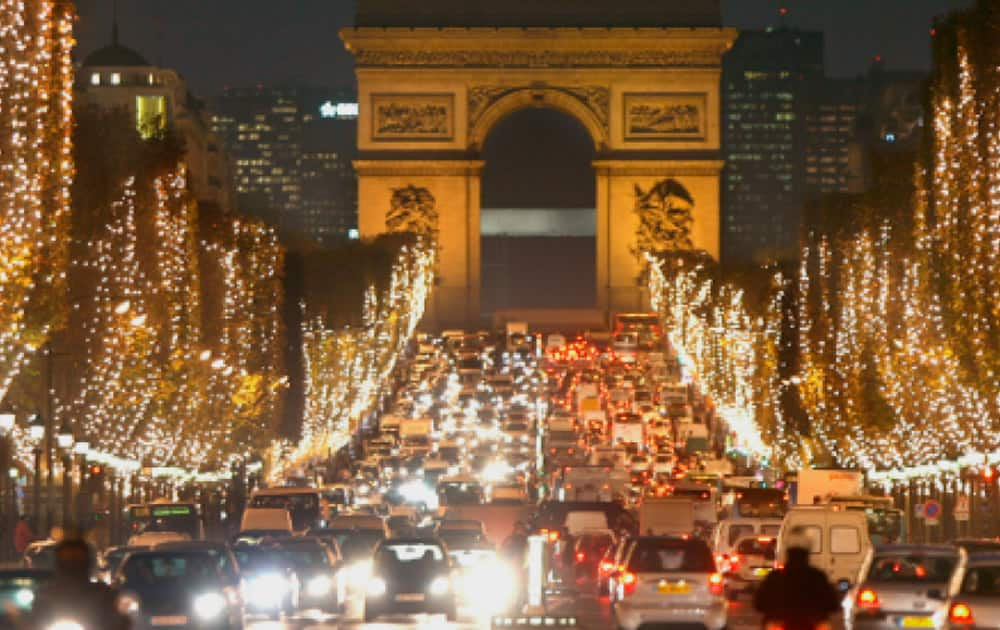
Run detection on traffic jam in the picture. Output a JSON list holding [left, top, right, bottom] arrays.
[[5, 313, 996, 630]]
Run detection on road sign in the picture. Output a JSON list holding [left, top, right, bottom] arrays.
[[924, 499, 942, 525], [914, 503, 925, 519], [955, 495, 970, 522]]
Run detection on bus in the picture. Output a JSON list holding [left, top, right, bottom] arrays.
[[124, 501, 203, 541], [248, 487, 323, 533]]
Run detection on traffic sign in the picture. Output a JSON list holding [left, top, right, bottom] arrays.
[[924, 499, 942, 525], [914, 503, 925, 519], [955, 495, 970, 522]]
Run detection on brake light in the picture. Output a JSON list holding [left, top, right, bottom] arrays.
[[857, 588, 880, 610], [950, 603, 974, 625], [709, 572, 724, 595], [726, 555, 741, 572], [619, 571, 637, 595], [576, 552, 585, 562], [600, 561, 615, 573], [548, 530, 560, 543]]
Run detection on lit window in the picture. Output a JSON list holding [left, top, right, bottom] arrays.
[[147, 73, 155, 85], [135, 95, 166, 139], [90, 72, 100, 86], [110, 72, 121, 85]]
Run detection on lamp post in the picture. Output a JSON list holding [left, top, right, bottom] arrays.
[[0, 413, 14, 561], [28, 414, 44, 532], [56, 421, 74, 530], [73, 437, 89, 528]]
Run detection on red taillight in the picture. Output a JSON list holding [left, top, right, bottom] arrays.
[[548, 530, 560, 543], [857, 588, 880, 610], [709, 572, 724, 595], [619, 571, 637, 594], [600, 561, 615, 574], [576, 552, 585, 562], [950, 603, 974, 624]]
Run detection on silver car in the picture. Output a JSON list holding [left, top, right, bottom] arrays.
[[845, 545, 966, 630], [613, 536, 727, 630], [944, 553, 1000, 629]]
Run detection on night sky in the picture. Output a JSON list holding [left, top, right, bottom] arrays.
[[75, 0, 973, 98]]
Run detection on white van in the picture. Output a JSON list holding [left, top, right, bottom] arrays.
[[712, 518, 783, 562], [239, 507, 293, 536], [776, 506, 871, 587]]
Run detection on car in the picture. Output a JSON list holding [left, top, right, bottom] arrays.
[[0, 568, 52, 627], [153, 540, 241, 589], [652, 452, 675, 475], [845, 544, 966, 630], [955, 539, 1000, 555], [723, 535, 777, 598], [233, 542, 300, 619], [944, 552, 1000, 628], [364, 538, 457, 622], [435, 520, 487, 550], [98, 545, 148, 584], [613, 535, 726, 630], [273, 537, 345, 615], [574, 530, 616, 578], [629, 454, 651, 473], [599, 535, 634, 599], [115, 549, 245, 630]]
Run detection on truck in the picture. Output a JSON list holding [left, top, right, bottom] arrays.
[[399, 418, 434, 455], [792, 468, 864, 506], [545, 417, 581, 463], [638, 497, 696, 536], [558, 465, 629, 502], [611, 412, 644, 447]]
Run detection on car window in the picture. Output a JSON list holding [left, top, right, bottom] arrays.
[[282, 545, 331, 567], [736, 538, 777, 560], [792, 525, 823, 553], [761, 525, 781, 537], [627, 539, 715, 573], [962, 567, 1000, 596], [830, 526, 861, 554], [728, 524, 755, 546], [123, 554, 218, 583], [867, 555, 957, 583]]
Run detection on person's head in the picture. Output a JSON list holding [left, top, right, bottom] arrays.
[[54, 538, 92, 580], [783, 526, 814, 568]]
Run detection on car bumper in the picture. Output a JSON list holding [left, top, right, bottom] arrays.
[[852, 613, 943, 630], [614, 599, 727, 630], [367, 596, 454, 615]]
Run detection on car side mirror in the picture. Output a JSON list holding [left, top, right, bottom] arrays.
[[927, 589, 944, 600]]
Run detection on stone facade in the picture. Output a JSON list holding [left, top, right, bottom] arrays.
[[343, 26, 735, 328]]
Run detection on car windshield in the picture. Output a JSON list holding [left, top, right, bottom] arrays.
[[735, 538, 776, 560], [867, 555, 957, 583], [122, 553, 219, 584], [439, 529, 483, 549], [961, 566, 1000, 596], [627, 539, 715, 573], [331, 530, 384, 558], [280, 544, 330, 567]]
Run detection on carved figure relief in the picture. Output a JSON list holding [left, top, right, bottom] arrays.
[[624, 93, 706, 140], [356, 49, 724, 69], [468, 84, 609, 137], [386, 185, 438, 245], [372, 94, 454, 140], [634, 179, 695, 255]]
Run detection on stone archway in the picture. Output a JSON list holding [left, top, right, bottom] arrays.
[[344, 19, 735, 329]]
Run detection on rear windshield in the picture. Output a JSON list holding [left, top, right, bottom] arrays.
[[961, 566, 1000, 596], [280, 544, 330, 567], [122, 553, 219, 582], [735, 538, 776, 560], [627, 539, 715, 573], [867, 555, 957, 583], [727, 524, 756, 546], [377, 543, 446, 565]]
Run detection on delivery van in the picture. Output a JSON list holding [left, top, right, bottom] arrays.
[[638, 497, 696, 536], [776, 506, 871, 587]]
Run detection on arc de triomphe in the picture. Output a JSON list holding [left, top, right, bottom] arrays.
[[342, 1, 736, 328]]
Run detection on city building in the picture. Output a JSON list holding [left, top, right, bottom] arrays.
[[212, 86, 358, 243], [76, 23, 233, 213]]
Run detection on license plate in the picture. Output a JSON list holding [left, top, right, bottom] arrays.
[[900, 616, 934, 628], [396, 593, 426, 602], [658, 582, 691, 594], [753, 568, 771, 577], [151, 616, 188, 626]]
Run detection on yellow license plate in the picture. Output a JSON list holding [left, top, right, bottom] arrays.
[[753, 568, 771, 577], [658, 582, 691, 594], [151, 616, 188, 626], [900, 617, 934, 628]]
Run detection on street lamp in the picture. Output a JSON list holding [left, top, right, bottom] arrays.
[[57, 421, 74, 529], [28, 413, 44, 531]]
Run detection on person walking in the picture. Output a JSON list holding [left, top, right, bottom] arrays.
[[754, 527, 841, 630]]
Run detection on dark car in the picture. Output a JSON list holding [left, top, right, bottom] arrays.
[[364, 538, 457, 622], [274, 537, 344, 614], [153, 541, 241, 589], [115, 549, 244, 630], [0, 568, 52, 629], [233, 543, 298, 620]]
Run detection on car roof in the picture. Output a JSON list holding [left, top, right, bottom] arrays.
[[378, 537, 445, 547], [0, 568, 52, 578], [874, 544, 960, 555]]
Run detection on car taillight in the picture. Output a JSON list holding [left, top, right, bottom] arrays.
[[576, 552, 585, 562], [725, 555, 741, 572], [548, 530, 560, 543], [600, 561, 615, 573], [950, 603, 974, 625], [709, 573, 724, 595], [619, 571, 637, 595], [856, 588, 880, 610]]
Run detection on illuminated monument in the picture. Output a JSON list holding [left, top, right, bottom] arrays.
[[342, 0, 736, 327]]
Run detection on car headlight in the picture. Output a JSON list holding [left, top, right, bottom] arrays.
[[193, 592, 227, 620], [116, 593, 140, 615], [429, 576, 450, 596], [307, 575, 333, 597], [367, 576, 388, 597], [349, 560, 373, 583], [243, 572, 289, 607], [46, 622, 84, 630], [13, 588, 34, 608]]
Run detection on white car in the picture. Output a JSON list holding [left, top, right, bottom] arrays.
[[614, 535, 726, 630], [652, 452, 675, 475], [629, 454, 651, 473]]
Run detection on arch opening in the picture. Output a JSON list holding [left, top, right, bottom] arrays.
[[480, 107, 597, 318]]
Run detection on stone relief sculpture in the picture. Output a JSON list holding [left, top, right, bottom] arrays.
[[624, 93, 705, 140], [372, 94, 453, 140], [634, 179, 695, 255], [386, 185, 439, 245]]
